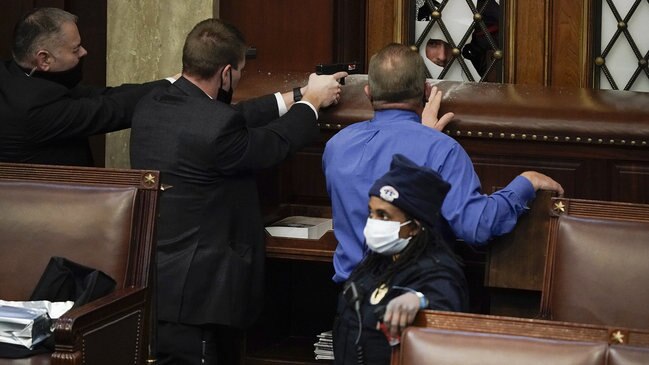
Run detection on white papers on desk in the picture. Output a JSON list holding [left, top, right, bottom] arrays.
[[0, 300, 73, 349], [265, 216, 332, 240]]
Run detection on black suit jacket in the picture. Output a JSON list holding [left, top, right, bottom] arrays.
[[0, 60, 169, 166], [130, 77, 319, 328]]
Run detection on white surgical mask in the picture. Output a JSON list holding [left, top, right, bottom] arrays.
[[363, 218, 412, 255]]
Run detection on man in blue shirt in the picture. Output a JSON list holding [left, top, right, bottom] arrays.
[[323, 43, 564, 283]]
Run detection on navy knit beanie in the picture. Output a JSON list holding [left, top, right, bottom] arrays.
[[369, 154, 451, 229]]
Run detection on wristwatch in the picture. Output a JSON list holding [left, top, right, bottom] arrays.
[[393, 285, 429, 309], [413, 290, 429, 309], [293, 87, 303, 102]]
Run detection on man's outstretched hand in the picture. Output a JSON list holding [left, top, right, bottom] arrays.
[[422, 85, 454, 131]]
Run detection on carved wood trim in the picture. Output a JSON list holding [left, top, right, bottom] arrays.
[[413, 310, 649, 346], [0, 163, 159, 190], [581, 0, 595, 87], [504, 0, 517, 83], [544, 0, 553, 85], [394, 0, 407, 44]]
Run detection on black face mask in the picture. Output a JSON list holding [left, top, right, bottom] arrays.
[[28, 59, 84, 89], [216, 68, 234, 104]]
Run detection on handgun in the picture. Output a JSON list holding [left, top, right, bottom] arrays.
[[315, 62, 361, 84]]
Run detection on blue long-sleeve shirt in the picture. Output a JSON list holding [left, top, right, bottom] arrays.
[[323, 109, 535, 283]]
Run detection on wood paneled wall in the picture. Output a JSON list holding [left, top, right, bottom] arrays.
[[220, 0, 366, 73], [547, 0, 594, 87], [505, 0, 595, 87], [220, 0, 335, 73], [366, 0, 400, 62]]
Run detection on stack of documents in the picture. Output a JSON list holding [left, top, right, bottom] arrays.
[[265, 216, 332, 240], [314, 330, 334, 361], [0, 300, 73, 349], [0, 305, 51, 349]]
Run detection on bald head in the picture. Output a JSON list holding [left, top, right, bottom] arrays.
[[367, 43, 427, 106]]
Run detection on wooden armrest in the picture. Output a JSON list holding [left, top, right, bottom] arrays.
[[52, 287, 148, 358]]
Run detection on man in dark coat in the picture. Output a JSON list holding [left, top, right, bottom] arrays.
[[130, 18, 345, 365], [0, 7, 171, 166]]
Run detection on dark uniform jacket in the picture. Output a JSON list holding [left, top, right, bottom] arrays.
[[0, 59, 168, 166], [333, 242, 468, 365], [130, 77, 319, 329]]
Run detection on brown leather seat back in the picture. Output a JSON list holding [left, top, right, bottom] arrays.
[[0, 181, 137, 300], [608, 346, 649, 365], [398, 326, 607, 365], [547, 214, 649, 328]]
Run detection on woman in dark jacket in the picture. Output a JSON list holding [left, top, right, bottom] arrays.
[[333, 154, 468, 365]]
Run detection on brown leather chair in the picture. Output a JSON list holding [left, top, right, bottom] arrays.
[[608, 346, 649, 365], [391, 310, 649, 365], [0, 163, 159, 365], [540, 198, 649, 329], [397, 326, 607, 365]]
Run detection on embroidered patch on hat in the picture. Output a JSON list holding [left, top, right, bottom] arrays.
[[379, 185, 399, 202]]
